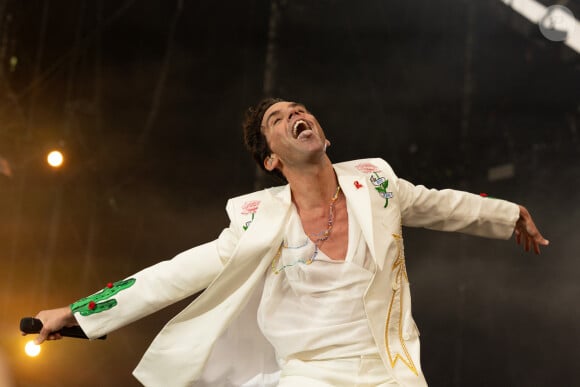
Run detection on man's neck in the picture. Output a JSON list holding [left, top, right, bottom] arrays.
[[284, 156, 339, 211]]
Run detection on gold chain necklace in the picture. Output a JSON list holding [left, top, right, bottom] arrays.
[[271, 185, 341, 274]]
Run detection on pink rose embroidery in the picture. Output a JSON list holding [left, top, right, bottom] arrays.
[[241, 200, 260, 215], [241, 200, 260, 230], [355, 162, 380, 174]]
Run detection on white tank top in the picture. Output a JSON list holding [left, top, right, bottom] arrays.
[[257, 202, 378, 361]]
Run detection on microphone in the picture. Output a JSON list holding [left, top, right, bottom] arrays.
[[20, 317, 106, 340]]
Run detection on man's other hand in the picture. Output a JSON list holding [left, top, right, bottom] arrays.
[[515, 205, 550, 254]]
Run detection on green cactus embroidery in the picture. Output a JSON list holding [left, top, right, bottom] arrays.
[[71, 278, 136, 316], [370, 172, 393, 208]]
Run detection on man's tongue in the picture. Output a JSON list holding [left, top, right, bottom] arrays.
[[297, 128, 313, 139], [294, 121, 311, 139]]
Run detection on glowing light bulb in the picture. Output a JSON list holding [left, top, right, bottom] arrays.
[[24, 340, 41, 357], [47, 150, 64, 168]]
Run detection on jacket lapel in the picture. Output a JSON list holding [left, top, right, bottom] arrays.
[[337, 172, 388, 271], [209, 184, 291, 304]]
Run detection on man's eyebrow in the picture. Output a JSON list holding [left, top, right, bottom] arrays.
[[264, 109, 280, 126], [264, 103, 307, 126]]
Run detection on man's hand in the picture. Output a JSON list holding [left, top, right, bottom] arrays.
[[514, 205, 549, 254], [22, 307, 78, 345]]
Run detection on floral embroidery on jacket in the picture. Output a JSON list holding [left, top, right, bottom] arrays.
[[355, 162, 393, 208], [370, 171, 393, 208], [241, 200, 260, 231]]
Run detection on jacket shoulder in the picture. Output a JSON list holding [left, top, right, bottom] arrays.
[[226, 185, 288, 213], [228, 185, 285, 203]]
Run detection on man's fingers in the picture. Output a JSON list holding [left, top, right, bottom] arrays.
[[533, 240, 541, 255], [35, 329, 63, 344], [534, 233, 550, 246], [34, 329, 49, 345], [530, 227, 550, 249], [533, 236, 549, 254], [33, 315, 59, 344], [524, 236, 530, 252], [46, 333, 62, 341], [33, 314, 47, 344]]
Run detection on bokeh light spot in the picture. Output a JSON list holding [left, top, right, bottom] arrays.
[[47, 150, 64, 168], [24, 341, 41, 357]]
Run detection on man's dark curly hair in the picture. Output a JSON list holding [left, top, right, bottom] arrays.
[[242, 97, 287, 182]]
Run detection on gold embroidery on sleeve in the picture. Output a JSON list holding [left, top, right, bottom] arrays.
[[385, 233, 419, 376]]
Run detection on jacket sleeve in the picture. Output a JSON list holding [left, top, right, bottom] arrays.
[[396, 177, 520, 240], [74, 211, 242, 339]]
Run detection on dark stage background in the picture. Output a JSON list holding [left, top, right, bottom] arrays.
[[0, 1, 579, 386]]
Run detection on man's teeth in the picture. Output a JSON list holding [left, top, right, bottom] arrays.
[[293, 120, 308, 138]]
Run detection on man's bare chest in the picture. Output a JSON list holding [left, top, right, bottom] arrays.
[[299, 199, 349, 261]]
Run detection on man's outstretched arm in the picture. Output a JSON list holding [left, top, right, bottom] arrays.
[[515, 205, 549, 254], [24, 236, 230, 345], [396, 177, 550, 254]]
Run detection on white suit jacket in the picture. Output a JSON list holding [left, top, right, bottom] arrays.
[[74, 158, 519, 387]]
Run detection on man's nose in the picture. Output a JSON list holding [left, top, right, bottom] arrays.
[[287, 107, 300, 121]]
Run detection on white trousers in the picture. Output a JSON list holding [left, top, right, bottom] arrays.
[[277, 355, 399, 387]]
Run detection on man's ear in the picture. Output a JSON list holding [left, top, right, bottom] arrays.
[[263, 155, 278, 171]]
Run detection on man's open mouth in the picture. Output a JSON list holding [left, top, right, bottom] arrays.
[[292, 120, 311, 138]]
